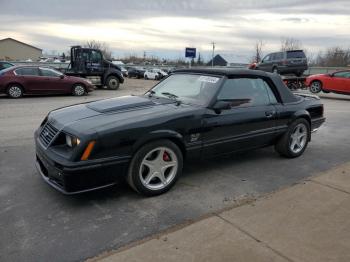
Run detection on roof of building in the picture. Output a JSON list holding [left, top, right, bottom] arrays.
[[0, 38, 42, 51]]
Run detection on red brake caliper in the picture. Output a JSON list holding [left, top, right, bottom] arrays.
[[163, 151, 170, 162]]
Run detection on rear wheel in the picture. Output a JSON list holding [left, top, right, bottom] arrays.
[[310, 80, 322, 93], [275, 118, 310, 158], [127, 140, 183, 196], [7, 84, 24, 98], [72, 84, 86, 96]]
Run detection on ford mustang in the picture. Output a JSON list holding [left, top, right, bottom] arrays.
[[35, 69, 325, 196]]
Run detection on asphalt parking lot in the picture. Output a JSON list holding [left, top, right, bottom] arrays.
[[1, 79, 350, 262]]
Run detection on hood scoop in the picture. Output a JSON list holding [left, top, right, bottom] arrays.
[[87, 96, 155, 113]]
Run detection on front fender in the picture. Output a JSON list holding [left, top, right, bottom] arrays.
[[132, 130, 185, 154], [103, 69, 124, 84]]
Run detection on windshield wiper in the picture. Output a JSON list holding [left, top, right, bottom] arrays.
[[161, 92, 178, 99]]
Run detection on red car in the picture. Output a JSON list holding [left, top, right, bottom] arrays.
[[306, 70, 350, 95], [0, 66, 94, 98]]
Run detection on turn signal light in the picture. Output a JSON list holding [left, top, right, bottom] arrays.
[[81, 141, 96, 161]]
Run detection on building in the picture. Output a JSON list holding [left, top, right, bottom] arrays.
[[206, 54, 249, 67], [0, 38, 42, 61]]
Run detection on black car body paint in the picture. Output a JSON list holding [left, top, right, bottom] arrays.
[[35, 69, 325, 194]]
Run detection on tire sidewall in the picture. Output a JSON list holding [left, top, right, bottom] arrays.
[[284, 119, 310, 158], [107, 76, 120, 90], [7, 85, 23, 98], [310, 81, 322, 93], [128, 140, 183, 196]]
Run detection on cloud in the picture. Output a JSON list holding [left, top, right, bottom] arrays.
[[0, 0, 350, 61]]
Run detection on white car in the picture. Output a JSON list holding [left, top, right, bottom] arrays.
[[153, 68, 168, 79], [144, 69, 161, 80]]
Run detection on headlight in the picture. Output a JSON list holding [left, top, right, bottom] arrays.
[[65, 134, 80, 148]]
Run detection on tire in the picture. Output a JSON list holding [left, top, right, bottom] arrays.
[[72, 84, 86, 96], [310, 80, 322, 93], [106, 76, 120, 90], [7, 84, 24, 98], [127, 140, 183, 196], [145, 75, 148, 80], [275, 118, 310, 158]]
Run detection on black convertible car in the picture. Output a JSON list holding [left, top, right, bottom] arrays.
[[35, 69, 325, 196]]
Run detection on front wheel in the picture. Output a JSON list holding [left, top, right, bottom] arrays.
[[275, 118, 310, 158], [310, 81, 322, 93], [127, 140, 183, 196], [72, 84, 86, 96], [106, 76, 120, 90]]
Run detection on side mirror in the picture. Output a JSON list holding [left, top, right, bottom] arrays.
[[212, 100, 231, 113], [59, 75, 64, 79]]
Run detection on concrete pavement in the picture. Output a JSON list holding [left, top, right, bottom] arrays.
[[92, 162, 350, 262]]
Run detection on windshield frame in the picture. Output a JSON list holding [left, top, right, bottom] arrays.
[[145, 72, 225, 107]]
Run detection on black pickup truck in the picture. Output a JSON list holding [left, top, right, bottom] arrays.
[[35, 69, 325, 196]]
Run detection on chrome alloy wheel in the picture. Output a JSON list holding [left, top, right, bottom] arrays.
[[310, 81, 321, 93], [139, 147, 178, 191], [8, 86, 22, 98], [289, 123, 308, 154], [73, 85, 85, 96]]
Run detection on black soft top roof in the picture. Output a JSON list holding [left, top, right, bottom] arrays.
[[173, 68, 298, 103]]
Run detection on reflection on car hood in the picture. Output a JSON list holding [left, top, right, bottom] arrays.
[[47, 96, 184, 134]]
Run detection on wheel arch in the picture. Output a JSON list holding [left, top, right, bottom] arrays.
[[6, 82, 25, 92], [289, 111, 312, 141], [103, 70, 124, 85], [132, 130, 187, 159]]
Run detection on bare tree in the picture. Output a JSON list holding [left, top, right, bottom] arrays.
[[84, 40, 112, 60], [280, 37, 302, 51], [251, 40, 264, 63], [318, 47, 350, 67]]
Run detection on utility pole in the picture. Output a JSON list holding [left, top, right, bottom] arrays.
[[211, 42, 216, 67]]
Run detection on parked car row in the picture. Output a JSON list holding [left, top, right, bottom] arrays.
[[127, 67, 168, 80]]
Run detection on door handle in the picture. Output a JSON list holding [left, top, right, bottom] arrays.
[[265, 111, 275, 118]]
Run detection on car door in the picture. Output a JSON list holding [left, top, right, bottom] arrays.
[[329, 71, 350, 93], [342, 72, 350, 93], [259, 54, 272, 72], [85, 50, 104, 75], [14, 67, 42, 93], [202, 77, 277, 157], [39, 67, 68, 93]]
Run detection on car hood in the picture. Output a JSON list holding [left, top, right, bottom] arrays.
[[47, 96, 191, 136]]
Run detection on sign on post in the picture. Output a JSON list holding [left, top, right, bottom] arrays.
[[185, 47, 196, 58]]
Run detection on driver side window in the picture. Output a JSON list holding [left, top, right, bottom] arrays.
[[217, 78, 273, 108]]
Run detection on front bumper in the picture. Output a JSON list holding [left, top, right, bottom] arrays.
[[35, 137, 130, 194]]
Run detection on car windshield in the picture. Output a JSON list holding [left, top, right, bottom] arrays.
[[147, 74, 222, 106]]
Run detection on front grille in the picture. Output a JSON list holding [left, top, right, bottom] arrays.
[[39, 122, 59, 147]]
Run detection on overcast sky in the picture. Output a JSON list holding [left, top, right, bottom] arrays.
[[1, 0, 350, 62]]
